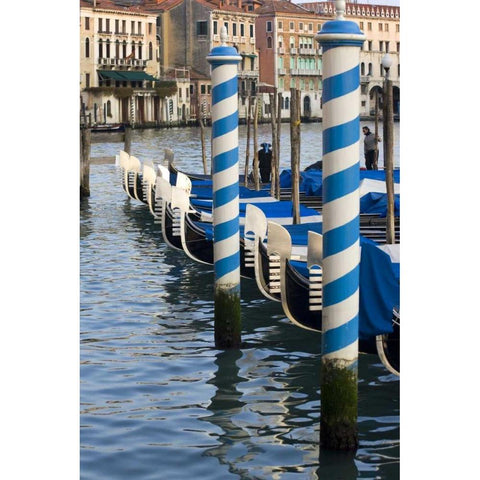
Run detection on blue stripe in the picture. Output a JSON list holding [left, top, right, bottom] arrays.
[[323, 217, 359, 258], [212, 78, 238, 105], [214, 217, 239, 242], [212, 111, 238, 138], [323, 315, 358, 354], [323, 163, 359, 203], [212, 148, 239, 174], [322, 65, 360, 103], [214, 182, 238, 208], [323, 117, 360, 155], [323, 265, 359, 307], [215, 252, 240, 279]]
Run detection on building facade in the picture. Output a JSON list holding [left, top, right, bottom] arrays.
[[299, 1, 400, 117], [80, 0, 179, 126]]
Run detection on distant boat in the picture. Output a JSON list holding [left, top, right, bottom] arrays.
[[91, 123, 125, 133]]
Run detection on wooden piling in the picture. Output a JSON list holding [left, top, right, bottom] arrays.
[[198, 99, 208, 175], [252, 98, 260, 190], [269, 91, 278, 198], [274, 92, 282, 200], [124, 125, 132, 155], [383, 74, 395, 244], [80, 127, 91, 199], [290, 88, 301, 224], [244, 98, 251, 185]]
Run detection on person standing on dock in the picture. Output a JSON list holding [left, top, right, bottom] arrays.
[[258, 142, 272, 183], [363, 126, 380, 170]]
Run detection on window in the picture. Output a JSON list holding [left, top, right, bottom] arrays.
[[278, 21, 283, 30], [267, 37, 272, 48], [201, 84, 206, 94], [317, 24, 321, 31], [115, 40, 120, 58], [98, 18, 103, 32], [224, 22, 229, 33], [138, 22, 141, 34], [367, 22, 372, 31], [115, 19, 119, 33], [207, 85, 211, 94], [290, 36, 295, 48], [278, 35, 283, 48], [379, 23, 383, 32], [289, 21, 294, 31], [385, 23, 389, 32], [368, 63, 373, 75], [131, 21, 135, 34], [190, 85, 194, 95], [386, 41, 390, 52], [396, 24, 399, 32], [379, 41, 384, 52], [106, 19, 110, 33], [299, 22, 303, 31], [122, 41, 127, 57], [361, 62, 365, 75], [197, 21, 207, 36], [250, 24, 254, 37], [85, 17, 90, 30], [233, 23, 237, 36], [213, 21, 218, 35], [138, 42, 142, 59], [149, 42, 153, 60], [85, 37, 90, 57], [368, 40, 372, 51], [106, 100, 112, 117], [278, 56, 283, 68], [240, 23, 244, 36], [359, 21, 364, 29], [85, 73, 90, 88], [149, 23, 152, 34], [266, 21, 272, 32], [308, 23, 313, 31], [122, 20, 126, 33], [98, 39, 103, 58], [106, 39, 110, 58], [131, 41, 136, 57], [396, 42, 400, 53]]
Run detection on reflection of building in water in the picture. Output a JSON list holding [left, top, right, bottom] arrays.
[[201, 347, 322, 477]]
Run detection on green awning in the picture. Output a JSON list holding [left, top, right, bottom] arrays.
[[98, 70, 158, 82]]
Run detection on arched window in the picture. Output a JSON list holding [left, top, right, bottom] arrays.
[[98, 39, 103, 58], [138, 42, 142, 59], [361, 62, 365, 75], [149, 42, 153, 60], [368, 63, 373, 75], [278, 35, 283, 48], [122, 41, 127, 58], [285, 97, 290, 109], [131, 41, 136, 57], [106, 100, 112, 117], [85, 37, 90, 58], [267, 37, 272, 48], [106, 39, 110, 58], [289, 36, 295, 48], [115, 40, 120, 58]]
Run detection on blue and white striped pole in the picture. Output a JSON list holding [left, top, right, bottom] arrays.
[[207, 27, 242, 349], [316, 0, 365, 450]]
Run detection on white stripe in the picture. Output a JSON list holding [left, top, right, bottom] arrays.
[[212, 64, 237, 85], [322, 46, 360, 78], [213, 163, 238, 191], [215, 235, 240, 259], [322, 241, 360, 285], [322, 88, 360, 130], [323, 291, 359, 331], [212, 128, 238, 157], [323, 144, 359, 177], [214, 200, 239, 224], [322, 189, 359, 233], [212, 94, 238, 121]]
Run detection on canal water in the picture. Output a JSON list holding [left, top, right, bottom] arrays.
[[80, 123, 400, 479]]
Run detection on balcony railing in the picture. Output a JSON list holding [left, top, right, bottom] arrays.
[[278, 47, 285, 54], [277, 68, 286, 75], [299, 47, 316, 55], [238, 70, 259, 78], [290, 68, 321, 76], [290, 47, 297, 54]]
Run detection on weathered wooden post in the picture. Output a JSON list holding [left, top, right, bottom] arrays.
[[290, 88, 301, 224], [80, 127, 91, 199], [316, 0, 365, 450], [269, 91, 278, 196], [244, 97, 251, 185], [275, 91, 282, 199], [207, 27, 242, 349], [124, 125, 132, 155], [374, 89, 379, 170], [252, 98, 260, 190], [381, 53, 395, 244]]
